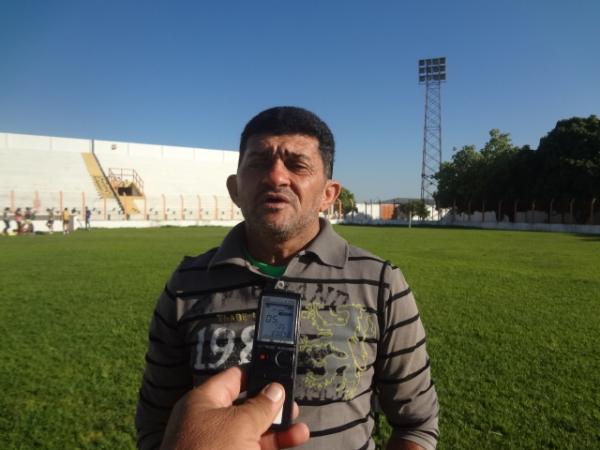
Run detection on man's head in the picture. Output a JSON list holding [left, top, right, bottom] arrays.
[[227, 107, 341, 249], [239, 106, 335, 179]]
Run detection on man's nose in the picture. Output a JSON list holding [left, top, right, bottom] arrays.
[[264, 158, 290, 187]]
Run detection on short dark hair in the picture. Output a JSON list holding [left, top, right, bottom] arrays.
[[239, 106, 335, 178]]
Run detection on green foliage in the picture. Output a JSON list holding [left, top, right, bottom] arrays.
[[1, 227, 600, 449], [536, 115, 600, 199], [338, 186, 357, 214], [434, 116, 600, 215], [399, 199, 430, 220], [435, 145, 483, 209]]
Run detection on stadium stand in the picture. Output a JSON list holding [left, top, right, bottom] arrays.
[[92, 139, 242, 221], [0, 132, 122, 220], [0, 132, 242, 226]]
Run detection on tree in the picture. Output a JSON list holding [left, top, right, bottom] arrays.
[[399, 199, 429, 220], [338, 187, 357, 215], [435, 130, 520, 212], [535, 115, 600, 200], [433, 117, 600, 221], [434, 144, 483, 211], [479, 129, 519, 205]]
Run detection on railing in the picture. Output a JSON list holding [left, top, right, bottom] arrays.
[[0, 190, 242, 222], [107, 168, 145, 194], [344, 198, 599, 226]]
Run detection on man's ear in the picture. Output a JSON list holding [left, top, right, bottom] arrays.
[[319, 180, 342, 212], [226, 175, 239, 206]]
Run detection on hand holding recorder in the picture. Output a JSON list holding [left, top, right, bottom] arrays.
[[160, 366, 309, 450]]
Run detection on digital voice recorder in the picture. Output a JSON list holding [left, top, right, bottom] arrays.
[[247, 290, 301, 430]]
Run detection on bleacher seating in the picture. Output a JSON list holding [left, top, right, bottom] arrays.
[[0, 133, 120, 215], [0, 132, 242, 222], [93, 139, 242, 220]]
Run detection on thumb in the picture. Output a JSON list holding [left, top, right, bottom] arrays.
[[237, 383, 286, 434]]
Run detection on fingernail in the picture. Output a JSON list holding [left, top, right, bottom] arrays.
[[263, 383, 284, 402]]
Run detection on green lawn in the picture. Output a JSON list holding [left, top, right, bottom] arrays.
[[1, 226, 599, 449]]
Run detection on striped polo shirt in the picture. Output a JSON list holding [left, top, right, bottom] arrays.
[[136, 219, 439, 450]]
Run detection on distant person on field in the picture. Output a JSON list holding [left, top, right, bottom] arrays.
[[14, 208, 23, 234], [23, 207, 34, 233], [85, 207, 92, 230], [62, 208, 71, 234], [2, 207, 10, 235], [70, 208, 77, 233], [136, 106, 439, 450], [46, 209, 55, 233]]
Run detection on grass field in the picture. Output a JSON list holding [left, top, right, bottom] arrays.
[[1, 226, 599, 449]]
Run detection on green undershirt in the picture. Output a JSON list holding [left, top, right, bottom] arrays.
[[244, 248, 287, 277]]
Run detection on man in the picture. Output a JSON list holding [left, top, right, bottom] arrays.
[[23, 207, 34, 234], [136, 107, 439, 450], [2, 207, 10, 235], [62, 208, 71, 235], [46, 208, 55, 234], [14, 207, 23, 234], [85, 207, 92, 230]]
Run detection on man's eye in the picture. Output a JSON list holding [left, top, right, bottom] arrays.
[[247, 159, 269, 168], [287, 161, 311, 173]]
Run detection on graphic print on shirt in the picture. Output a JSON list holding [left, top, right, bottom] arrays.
[[192, 320, 255, 371], [188, 287, 260, 374], [189, 284, 376, 401], [296, 283, 377, 401]]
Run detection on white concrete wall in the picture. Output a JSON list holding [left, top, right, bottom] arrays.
[[93, 139, 237, 163], [0, 132, 90, 153], [0, 132, 102, 212], [93, 138, 238, 214], [355, 202, 381, 220]]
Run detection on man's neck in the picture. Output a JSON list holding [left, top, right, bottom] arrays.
[[244, 220, 321, 266]]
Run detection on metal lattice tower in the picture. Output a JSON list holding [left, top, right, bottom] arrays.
[[419, 57, 446, 202]]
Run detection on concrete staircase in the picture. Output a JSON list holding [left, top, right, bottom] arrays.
[[81, 153, 118, 200]]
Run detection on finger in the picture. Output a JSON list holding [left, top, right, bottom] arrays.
[[276, 423, 311, 449], [292, 401, 299, 419], [239, 363, 249, 392], [236, 382, 286, 434], [191, 366, 243, 407], [259, 423, 311, 450]]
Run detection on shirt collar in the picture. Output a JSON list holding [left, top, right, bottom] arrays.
[[209, 221, 247, 268], [301, 218, 348, 268], [208, 218, 349, 269]]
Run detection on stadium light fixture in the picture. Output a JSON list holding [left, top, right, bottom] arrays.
[[418, 57, 447, 209]]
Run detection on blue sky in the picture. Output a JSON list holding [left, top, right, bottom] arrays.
[[1, 0, 598, 201]]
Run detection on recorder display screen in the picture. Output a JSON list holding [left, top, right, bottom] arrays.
[[258, 297, 296, 344]]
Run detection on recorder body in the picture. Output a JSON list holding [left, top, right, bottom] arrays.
[[247, 290, 301, 430]]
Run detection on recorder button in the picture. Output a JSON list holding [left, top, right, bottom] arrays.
[[275, 350, 293, 368]]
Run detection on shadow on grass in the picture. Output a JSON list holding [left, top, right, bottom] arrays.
[[575, 233, 600, 241]]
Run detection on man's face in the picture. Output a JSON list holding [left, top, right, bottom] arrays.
[[227, 134, 340, 242]]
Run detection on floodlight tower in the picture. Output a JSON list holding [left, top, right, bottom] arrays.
[[418, 57, 446, 204]]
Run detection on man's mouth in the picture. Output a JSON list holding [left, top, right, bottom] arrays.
[[260, 192, 292, 208]]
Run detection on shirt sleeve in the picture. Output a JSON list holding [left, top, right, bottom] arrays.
[[375, 264, 440, 450], [135, 278, 193, 450]]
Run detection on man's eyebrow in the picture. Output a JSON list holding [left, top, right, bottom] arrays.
[[284, 151, 311, 161], [246, 148, 311, 161]]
